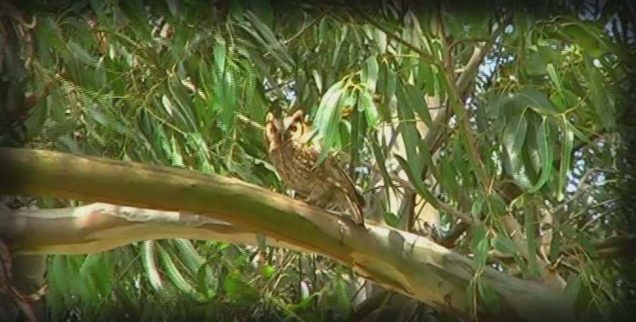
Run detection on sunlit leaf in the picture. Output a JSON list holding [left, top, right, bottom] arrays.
[[79, 253, 113, 296], [502, 111, 528, 184], [315, 80, 346, 162], [557, 121, 574, 201], [158, 243, 208, 303], [142, 241, 166, 293], [357, 90, 379, 128], [312, 69, 323, 93], [584, 54, 616, 131], [361, 56, 379, 93]]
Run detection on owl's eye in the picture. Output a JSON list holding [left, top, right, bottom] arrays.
[[289, 124, 298, 132]]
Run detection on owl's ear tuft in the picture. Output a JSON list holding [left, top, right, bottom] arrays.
[[266, 112, 275, 122], [290, 109, 304, 121]]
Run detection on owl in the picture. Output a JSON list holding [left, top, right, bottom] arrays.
[[264, 110, 365, 226]]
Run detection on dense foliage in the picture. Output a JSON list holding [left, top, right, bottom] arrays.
[[1, 0, 634, 321]]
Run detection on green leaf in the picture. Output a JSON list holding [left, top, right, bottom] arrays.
[[477, 281, 500, 314], [523, 208, 540, 278], [327, 279, 351, 316], [142, 241, 166, 293], [395, 82, 424, 177], [223, 271, 260, 305], [546, 63, 572, 113], [382, 63, 396, 108], [361, 56, 379, 93], [559, 20, 607, 58], [172, 239, 206, 277], [514, 87, 558, 116], [370, 137, 395, 194], [169, 135, 185, 167], [546, 64, 563, 93], [248, 1, 273, 28], [404, 83, 432, 128], [417, 59, 434, 95], [550, 89, 578, 112], [384, 212, 399, 227], [312, 69, 323, 93], [527, 117, 553, 192], [315, 80, 346, 162], [549, 233, 561, 262], [502, 111, 528, 182], [358, 90, 379, 128], [168, 80, 198, 131], [158, 243, 208, 303], [394, 155, 437, 206], [584, 54, 615, 131], [79, 253, 113, 296], [470, 193, 484, 217], [488, 192, 508, 216], [564, 275, 582, 305], [261, 265, 276, 280], [186, 133, 214, 173], [491, 235, 517, 256], [244, 11, 293, 69], [470, 225, 489, 268], [45, 120, 78, 141], [195, 265, 217, 299], [213, 34, 227, 75], [67, 41, 99, 67], [557, 121, 574, 201], [373, 29, 387, 53], [440, 160, 460, 201], [486, 94, 513, 119], [525, 52, 547, 75]]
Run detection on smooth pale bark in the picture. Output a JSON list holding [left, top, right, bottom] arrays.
[[0, 148, 575, 321]]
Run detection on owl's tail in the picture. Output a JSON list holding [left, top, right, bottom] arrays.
[[347, 193, 366, 226]]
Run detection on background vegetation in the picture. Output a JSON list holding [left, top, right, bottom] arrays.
[[1, 0, 635, 321]]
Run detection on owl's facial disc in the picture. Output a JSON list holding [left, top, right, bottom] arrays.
[[265, 113, 284, 152], [282, 110, 304, 139]]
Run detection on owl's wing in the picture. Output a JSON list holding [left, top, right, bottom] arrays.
[[329, 159, 365, 225], [303, 144, 364, 206], [325, 157, 366, 207], [302, 143, 365, 222]]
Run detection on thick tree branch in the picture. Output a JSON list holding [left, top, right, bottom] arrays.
[[0, 147, 575, 321]]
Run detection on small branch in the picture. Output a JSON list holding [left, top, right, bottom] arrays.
[[354, 10, 438, 66], [420, 35, 499, 182], [390, 175, 475, 225], [561, 234, 636, 260]]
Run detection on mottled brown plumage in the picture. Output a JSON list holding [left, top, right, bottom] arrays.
[[264, 110, 365, 225]]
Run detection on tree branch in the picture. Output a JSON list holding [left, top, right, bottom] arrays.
[[0, 147, 575, 321]]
